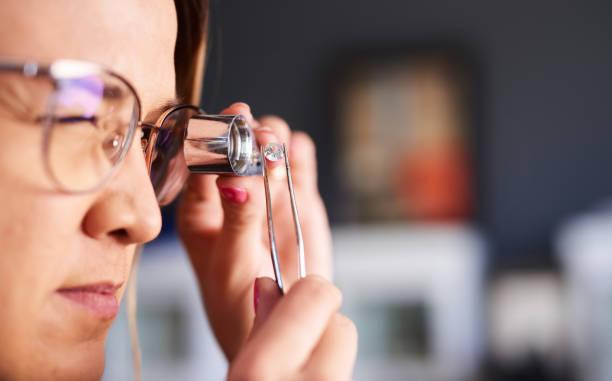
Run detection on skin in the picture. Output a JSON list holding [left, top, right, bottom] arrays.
[[0, 1, 357, 380]]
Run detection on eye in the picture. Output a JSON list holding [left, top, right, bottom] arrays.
[[54, 115, 97, 124], [102, 131, 125, 159]]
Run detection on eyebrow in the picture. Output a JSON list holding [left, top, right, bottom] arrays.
[[144, 97, 181, 123]]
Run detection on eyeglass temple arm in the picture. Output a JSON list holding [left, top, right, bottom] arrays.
[[0, 62, 42, 76]]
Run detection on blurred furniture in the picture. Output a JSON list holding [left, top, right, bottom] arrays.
[[486, 271, 572, 381], [333, 224, 485, 381], [557, 209, 612, 381]]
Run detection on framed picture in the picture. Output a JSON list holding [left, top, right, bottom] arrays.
[[333, 48, 475, 223]]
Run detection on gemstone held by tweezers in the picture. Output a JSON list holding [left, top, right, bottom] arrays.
[[263, 143, 285, 161]]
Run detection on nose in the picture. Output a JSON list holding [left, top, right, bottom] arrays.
[[82, 138, 162, 244]]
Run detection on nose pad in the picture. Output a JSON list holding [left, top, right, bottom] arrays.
[[183, 114, 262, 176]]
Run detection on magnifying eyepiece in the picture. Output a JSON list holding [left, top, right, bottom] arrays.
[[184, 114, 262, 176]]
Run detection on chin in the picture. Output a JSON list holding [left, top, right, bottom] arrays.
[[34, 292, 123, 380], [49, 341, 107, 381], [0, 339, 107, 381]]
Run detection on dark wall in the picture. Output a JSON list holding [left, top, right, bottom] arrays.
[[201, 0, 612, 264]]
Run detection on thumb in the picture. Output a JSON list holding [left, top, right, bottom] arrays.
[[252, 277, 282, 332]]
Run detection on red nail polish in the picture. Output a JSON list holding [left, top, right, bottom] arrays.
[[253, 280, 260, 313], [219, 187, 248, 204]]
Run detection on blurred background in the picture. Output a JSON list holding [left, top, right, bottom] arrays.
[[104, 0, 612, 380]]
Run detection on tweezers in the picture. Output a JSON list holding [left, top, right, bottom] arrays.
[[261, 143, 306, 294]]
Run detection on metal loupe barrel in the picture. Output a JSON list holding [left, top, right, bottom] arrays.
[[184, 114, 263, 176]]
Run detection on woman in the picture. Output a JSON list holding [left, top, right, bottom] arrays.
[[0, 0, 357, 380]]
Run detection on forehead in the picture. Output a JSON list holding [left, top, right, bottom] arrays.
[[0, 0, 177, 114]]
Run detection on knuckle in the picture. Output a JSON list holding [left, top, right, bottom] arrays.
[[222, 205, 259, 228], [305, 374, 336, 381], [299, 275, 342, 308], [228, 358, 271, 381], [226, 366, 245, 381], [334, 313, 358, 342]]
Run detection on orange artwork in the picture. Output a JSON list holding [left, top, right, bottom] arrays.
[[338, 55, 474, 222]]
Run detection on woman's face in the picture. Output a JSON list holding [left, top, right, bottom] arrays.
[[0, 1, 175, 379]]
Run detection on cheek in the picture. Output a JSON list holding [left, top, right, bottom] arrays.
[[0, 123, 73, 299], [0, 120, 52, 190], [0, 189, 84, 318], [0, 120, 82, 294], [0, 194, 85, 374]]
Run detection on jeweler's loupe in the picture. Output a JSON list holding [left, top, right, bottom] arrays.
[[182, 113, 305, 292], [184, 114, 263, 176]]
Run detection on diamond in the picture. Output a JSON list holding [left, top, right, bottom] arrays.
[[263, 143, 285, 161]]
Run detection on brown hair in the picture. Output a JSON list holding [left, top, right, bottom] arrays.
[[174, 0, 209, 104]]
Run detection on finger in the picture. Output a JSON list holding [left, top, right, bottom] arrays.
[[289, 131, 318, 192], [214, 174, 267, 281], [179, 174, 222, 233], [258, 115, 291, 145], [232, 275, 342, 378], [300, 313, 358, 381], [278, 131, 333, 279], [292, 132, 332, 278], [177, 175, 224, 274], [220, 102, 256, 125], [297, 196, 333, 280], [199, 172, 269, 362], [252, 277, 282, 332]]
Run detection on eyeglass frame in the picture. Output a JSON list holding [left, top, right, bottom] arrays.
[[0, 58, 201, 197]]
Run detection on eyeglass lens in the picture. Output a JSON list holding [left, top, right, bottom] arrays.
[[148, 106, 199, 205], [44, 72, 138, 192]]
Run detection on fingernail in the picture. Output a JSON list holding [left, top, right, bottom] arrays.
[[253, 279, 260, 314], [255, 126, 274, 133], [219, 186, 248, 204], [232, 102, 250, 112]]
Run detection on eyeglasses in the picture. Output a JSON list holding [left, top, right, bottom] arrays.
[[0, 59, 262, 206]]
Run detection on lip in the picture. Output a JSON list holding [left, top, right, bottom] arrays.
[[56, 282, 122, 320]]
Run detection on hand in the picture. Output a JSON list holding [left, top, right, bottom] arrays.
[[228, 276, 357, 381], [177, 103, 333, 360]]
